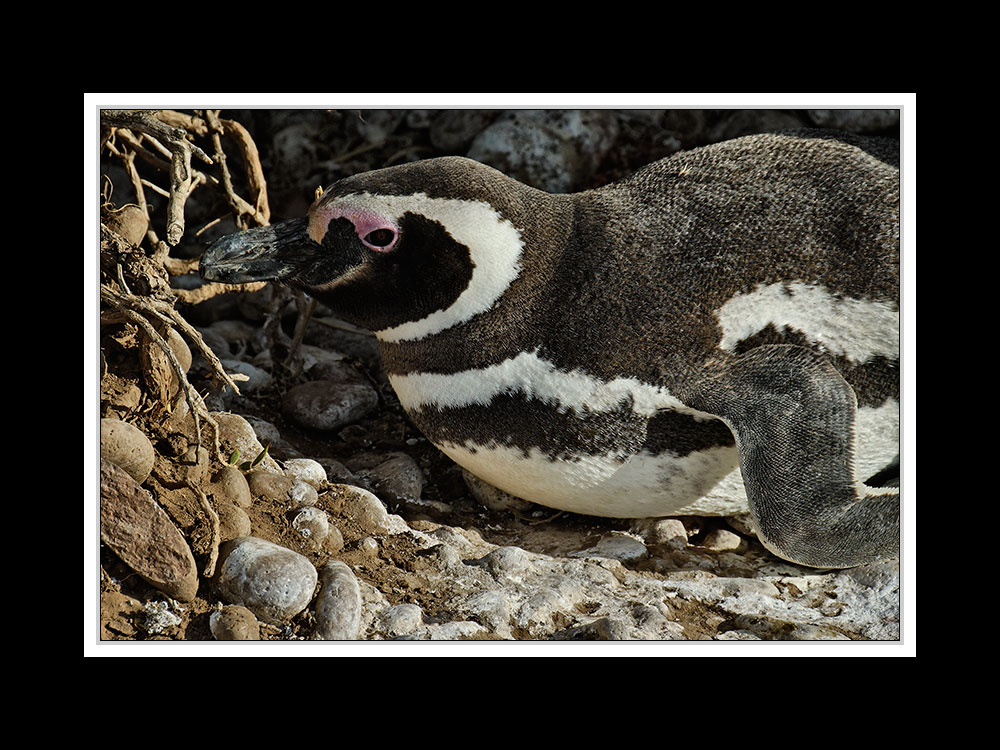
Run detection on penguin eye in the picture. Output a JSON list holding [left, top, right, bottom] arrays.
[[363, 227, 397, 250]]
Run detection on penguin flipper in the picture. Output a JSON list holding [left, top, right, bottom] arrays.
[[682, 345, 899, 569]]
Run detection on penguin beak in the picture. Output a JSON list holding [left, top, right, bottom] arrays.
[[199, 218, 319, 284]]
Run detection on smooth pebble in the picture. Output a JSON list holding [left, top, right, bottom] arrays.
[[215, 536, 318, 624], [313, 561, 362, 640], [100, 418, 156, 484], [210, 605, 261, 640]]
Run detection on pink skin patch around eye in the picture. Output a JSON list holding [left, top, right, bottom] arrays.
[[308, 204, 399, 252]]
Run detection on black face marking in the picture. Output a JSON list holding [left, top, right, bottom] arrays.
[[300, 212, 475, 333]]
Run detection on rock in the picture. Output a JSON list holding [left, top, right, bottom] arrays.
[[725, 513, 756, 536], [103, 203, 148, 247], [101, 590, 144, 639], [349, 110, 407, 145], [247, 471, 318, 508], [292, 506, 330, 545], [700, 529, 744, 552], [217, 501, 252, 541], [338, 485, 409, 535], [220, 358, 272, 393], [429, 109, 500, 152], [467, 110, 620, 192], [355, 453, 425, 504], [241, 415, 282, 448], [141, 325, 191, 404], [455, 591, 511, 637], [313, 561, 363, 640], [100, 458, 199, 602], [240, 415, 301, 459], [215, 537, 318, 624], [325, 525, 345, 553], [141, 600, 182, 635], [210, 605, 261, 640], [475, 546, 533, 579], [100, 418, 155, 484], [638, 518, 689, 550], [356, 536, 380, 555], [405, 109, 434, 129], [210, 465, 253, 509], [399, 621, 489, 641], [379, 603, 424, 638], [282, 458, 328, 489], [197, 320, 260, 359], [571, 532, 648, 562], [297, 345, 369, 383], [314, 457, 360, 485], [282, 379, 379, 431], [165, 327, 192, 374], [706, 110, 807, 142], [212, 412, 284, 474]]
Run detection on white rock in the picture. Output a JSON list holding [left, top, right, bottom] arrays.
[[571, 532, 648, 562], [381, 603, 424, 637], [340, 485, 409, 535], [216, 537, 317, 624], [283, 458, 328, 489], [292, 506, 330, 544], [313, 561, 362, 640], [701, 529, 743, 551], [639, 518, 689, 549]]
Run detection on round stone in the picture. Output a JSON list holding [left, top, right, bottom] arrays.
[[292, 506, 330, 544], [215, 537, 318, 624], [101, 418, 156, 484], [283, 458, 329, 489], [210, 605, 261, 640], [282, 380, 379, 431], [313, 561, 362, 640]]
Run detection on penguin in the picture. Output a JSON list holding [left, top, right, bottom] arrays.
[[200, 129, 900, 569]]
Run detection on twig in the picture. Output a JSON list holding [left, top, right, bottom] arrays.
[[195, 216, 224, 237], [219, 116, 270, 225], [286, 292, 316, 375], [310, 316, 376, 338], [173, 280, 268, 305], [201, 110, 260, 228], [187, 479, 220, 578], [163, 257, 200, 276]]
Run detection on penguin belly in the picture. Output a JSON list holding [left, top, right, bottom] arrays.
[[438, 440, 743, 518], [386, 356, 746, 518]]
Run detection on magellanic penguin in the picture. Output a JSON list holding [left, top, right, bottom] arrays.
[[201, 129, 900, 569]]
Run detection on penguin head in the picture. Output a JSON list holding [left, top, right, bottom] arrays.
[[201, 157, 533, 340]]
